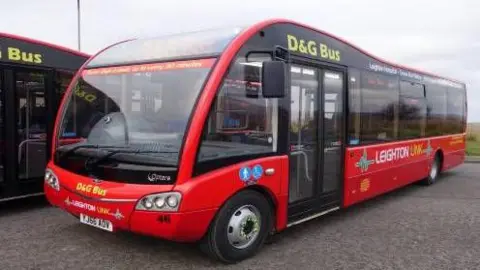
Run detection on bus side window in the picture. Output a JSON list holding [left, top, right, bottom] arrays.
[[348, 69, 400, 145], [359, 71, 399, 143], [426, 85, 447, 136], [56, 72, 72, 95], [196, 57, 279, 166], [445, 87, 465, 134], [398, 81, 427, 139], [348, 68, 361, 145]]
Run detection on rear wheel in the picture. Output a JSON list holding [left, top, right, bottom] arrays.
[[422, 153, 442, 185], [200, 190, 273, 263]]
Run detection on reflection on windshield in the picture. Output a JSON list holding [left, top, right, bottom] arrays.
[[56, 58, 215, 166], [86, 27, 242, 67]]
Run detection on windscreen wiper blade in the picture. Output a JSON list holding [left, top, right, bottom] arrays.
[[84, 149, 178, 170], [57, 144, 129, 159]]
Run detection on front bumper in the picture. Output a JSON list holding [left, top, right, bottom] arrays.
[[44, 183, 217, 242]]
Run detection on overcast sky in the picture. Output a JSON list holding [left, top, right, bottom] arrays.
[[2, 0, 478, 121]]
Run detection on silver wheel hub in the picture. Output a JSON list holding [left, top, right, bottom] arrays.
[[227, 205, 261, 249]]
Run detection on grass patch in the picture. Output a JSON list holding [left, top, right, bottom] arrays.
[[466, 140, 480, 156], [466, 123, 480, 156], [467, 133, 477, 142]]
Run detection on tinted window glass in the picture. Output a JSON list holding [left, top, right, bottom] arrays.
[[398, 97, 426, 139], [324, 71, 343, 148], [400, 80, 425, 98], [398, 81, 426, 139], [359, 71, 399, 143], [56, 71, 75, 110], [289, 65, 318, 202], [446, 87, 465, 134], [56, 72, 74, 96], [16, 71, 47, 180], [0, 71, 2, 182], [426, 84, 447, 136], [322, 70, 343, 193], [348, 68, 361, 145], [197, 57, 279, 165]]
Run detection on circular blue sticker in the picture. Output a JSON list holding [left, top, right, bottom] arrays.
[[252, 165, 263, 180], [239, 167, 252, 182]]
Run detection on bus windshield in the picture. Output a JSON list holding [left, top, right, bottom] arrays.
[[55, 58, 215, 167]]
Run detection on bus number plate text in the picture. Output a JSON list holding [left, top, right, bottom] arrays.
[[79, 213, 113, 232]]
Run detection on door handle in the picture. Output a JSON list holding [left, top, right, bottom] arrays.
[[290, 151, 313, 182]]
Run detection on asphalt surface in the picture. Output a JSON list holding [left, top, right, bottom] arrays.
[[0, 164, 479, 270]]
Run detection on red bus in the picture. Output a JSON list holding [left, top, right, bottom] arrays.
[[43, 19, 467, 263], [0, 33, 89, 202]]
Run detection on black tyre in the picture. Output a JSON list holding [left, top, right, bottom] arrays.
[[200, 190, 274, 263], [422, 153, 442, 185]]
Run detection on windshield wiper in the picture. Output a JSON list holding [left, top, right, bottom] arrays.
[[57, 144, 129, 160], [84, 148, 178, 170]]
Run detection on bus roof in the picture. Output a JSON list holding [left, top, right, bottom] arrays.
[[0, 32, 90, 58], [1, 32, 90, 70], [265, 19, 464, 86], [84, 18, 464, 86], [86, 27, 244, 68]]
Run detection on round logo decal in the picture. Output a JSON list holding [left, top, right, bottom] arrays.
[[252, 165, 263, 180]]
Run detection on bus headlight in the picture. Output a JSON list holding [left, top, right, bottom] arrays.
[[142, 197, 154, 209], [154, 197, 166, 208], [44, 169, 60, 191], [136, 192, 182, 212], [166, 195, 178, 208]]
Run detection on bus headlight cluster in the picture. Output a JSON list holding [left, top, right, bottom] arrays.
[[135, 192, 181, 212], [44, 169, 60, 191]]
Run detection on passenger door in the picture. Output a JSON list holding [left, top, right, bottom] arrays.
[[0, 65, 58, 197], [15, 70, 49, 181], [0, 67, 4, 184], [287, 63, 345, 224]]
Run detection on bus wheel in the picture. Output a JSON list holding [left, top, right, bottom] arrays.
[[422, 153, 442, 185], [200, 190, 273, 263]]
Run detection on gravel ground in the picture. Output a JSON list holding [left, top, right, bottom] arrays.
[[0, 164, 479, 270]]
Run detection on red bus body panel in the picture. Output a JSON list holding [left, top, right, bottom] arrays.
[[45, 155, 288, 242], [343, 134, 465, 207]]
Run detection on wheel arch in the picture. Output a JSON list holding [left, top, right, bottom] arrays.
[[200, 184, 279, 240]]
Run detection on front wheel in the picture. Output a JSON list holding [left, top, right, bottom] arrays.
[[200, 190, 273, 263]]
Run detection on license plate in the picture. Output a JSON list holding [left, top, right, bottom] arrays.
[[79, 213, 113, 232]]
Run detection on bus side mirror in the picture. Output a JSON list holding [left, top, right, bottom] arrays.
[[261, 61, 286, 98]]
